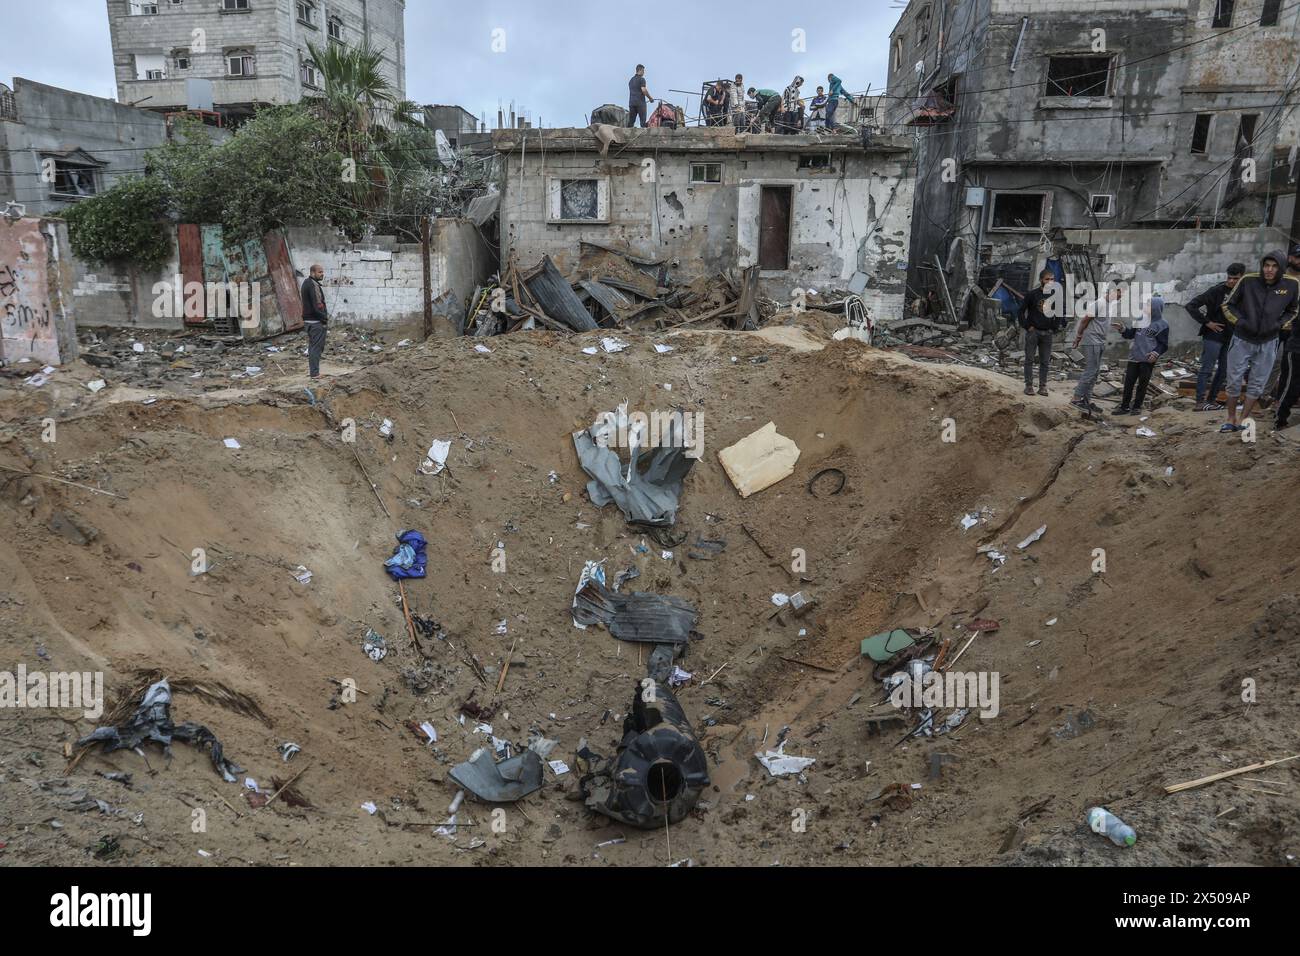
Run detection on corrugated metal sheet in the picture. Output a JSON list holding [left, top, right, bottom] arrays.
[[523, 255, 597, 332]]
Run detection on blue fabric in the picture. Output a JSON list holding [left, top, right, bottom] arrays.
[[992, 285, 1018, 315], [384, 530, 428, 580], [1045, 258, 1065, 285]]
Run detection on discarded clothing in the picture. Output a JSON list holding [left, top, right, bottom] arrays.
[[450, 747, 544, 803], [76, 679, 242, 783], [571, 578, 696, 644], [383, 530, 428, 580]]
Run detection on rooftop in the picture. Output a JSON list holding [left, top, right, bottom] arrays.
[[492, 126, 911, 155]]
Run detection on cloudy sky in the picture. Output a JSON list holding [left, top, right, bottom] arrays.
[[5, 0, 902, 125]]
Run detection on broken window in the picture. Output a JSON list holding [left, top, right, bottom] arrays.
[[49, 162, 98, 198], [173, 49, 191, 71], [1212, 0, 1235, 27], [548, 178, 608, 222], [296, 1, 315, 25], [798, 154, 832, 170], [1191, 114, 1212, 154], [689, 162, 722, 184], [1045, 56, 1112, 97], [894, 37, 905, 72], [989, 191, 1047, 231], [226, 50, 255, 76], [134, 54, 166, 80], [1236, 113, 1259, 153], [1261, 0, 1281, 26], [916, 6, 931, 47], [1089, 194, 1114, 218]]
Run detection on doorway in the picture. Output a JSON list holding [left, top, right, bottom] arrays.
[[759, 185, 792, 270]]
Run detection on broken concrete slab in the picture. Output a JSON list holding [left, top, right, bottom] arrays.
[[718, 422, 800, 498]]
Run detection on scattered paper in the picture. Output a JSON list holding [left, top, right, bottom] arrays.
[[132, 343, 145, 353], [1045, 617, 1057, 626], [669, 666, 693, 687], [1016, 525, 1047, 550], [379, 419, 393, 437], [474, 344, 492, 354], [87, 380, 107, 393], [419, 721, 437, 743], [494, 619, 508, 635], [419, 439, 451, 475], [771, 592, 791, 607], [600, 337, 629, 353], [361, 801, 378, 815], [292, 565, 313, 585], [1136, 426, 1156, 438], [223, 438, 241, 450], [756, 742, 816, 777], [960, 513, 980, 531], [654, 343, 674, 353], [548, 760, 570, 775], [572, 560, 606, 628], [581, 346, 599, 355]]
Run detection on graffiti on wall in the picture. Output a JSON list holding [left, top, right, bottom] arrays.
[[0, 218, 60, 365]]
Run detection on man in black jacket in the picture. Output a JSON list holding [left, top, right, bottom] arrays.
[[1020, 269, 1062, 396], [301, 264, 328, 380], [1220, 249, 1299, 432], [1185, 262, 1244, 411], [1275, 245, 1300, 429]]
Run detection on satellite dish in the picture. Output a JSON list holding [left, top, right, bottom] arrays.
[[435, 129, 457, 166]]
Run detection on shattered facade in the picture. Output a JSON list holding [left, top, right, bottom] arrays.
[[494, 127, 915, 319], [887, 0, 1300, 312]]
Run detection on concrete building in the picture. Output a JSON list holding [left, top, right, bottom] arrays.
[[493, 126, 915, 320], [0, 77, 168, 218], [106, 0, 406, 124], [885, 0, 1300, 317]]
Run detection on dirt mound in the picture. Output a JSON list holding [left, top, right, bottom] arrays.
[[1, 328, 1297, 866]]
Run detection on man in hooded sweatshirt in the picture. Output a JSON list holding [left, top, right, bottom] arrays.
[[1113, 293, 1169, 415], [1186, 262, 1245, 411], [1273, 245, 1300, 429], [1219, 249, 1299, 432]]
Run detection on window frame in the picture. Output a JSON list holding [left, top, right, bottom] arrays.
[[546, 176, 610, 224], [296, 1, 316, 26], [689, 162, 723, 184], [1191, 113, 1213, 154], [226, 50, 256, 77], [1211, 0, 1235, 28], [46, 160, 101, 200], [797, 153, 833, 170], [1089, 193, 1115, 218], [1044, 54, 1114, 98], [987, 189, 1052, 233]]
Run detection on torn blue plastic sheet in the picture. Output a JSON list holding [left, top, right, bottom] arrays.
[[384, 530, 428, 580]]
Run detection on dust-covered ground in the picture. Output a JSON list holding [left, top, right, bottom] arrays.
[[1, 322, 1297, 867]]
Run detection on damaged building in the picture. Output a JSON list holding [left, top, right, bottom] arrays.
[[493, 126, 915, 320], [887, 0, 1300, 337]]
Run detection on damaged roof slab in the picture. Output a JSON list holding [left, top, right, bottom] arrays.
[[492, 126, 912, 156]]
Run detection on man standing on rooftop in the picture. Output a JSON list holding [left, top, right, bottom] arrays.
[[627, 64, 654, 128]]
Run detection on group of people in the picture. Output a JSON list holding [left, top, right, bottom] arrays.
[[627, 65, 855, 133], [1015, 245, 1300, 432]]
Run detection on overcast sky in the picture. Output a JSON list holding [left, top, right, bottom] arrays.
[[4, 0, 901, 125]]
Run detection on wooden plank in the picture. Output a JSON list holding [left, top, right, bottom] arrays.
[[263, 230, 303, 332], [177, 224, 206, 326], [1164, 755, 1299, 794]]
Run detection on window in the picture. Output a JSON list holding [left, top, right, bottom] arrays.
[[798, 153, 832, 170], [49, 161, 98, 198], [221, 0, 249, 10], [1191, 113, 1212, 154], [1236, 113, 1259, 152], [134, 54, 166, 80], [297, 1, 315, 25], [1045, 56, 1112, 97], [1089, 194, 1114, 218], [548, 177, 610, 222], [226, 50, 255, 76], [916, 7, 931, 47], [894, 37, 905, 71], [1260, 0, 1281, 26], [300, 57, 319, 88], [689, 162, 722, 183], [173, 49, 191, 71], [988, 191, 1049, 231], [1211, 0, 1235, 27], [328, 15, 343, 41], [129, 1, 159, 14]]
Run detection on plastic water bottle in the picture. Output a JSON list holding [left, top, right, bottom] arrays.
[[1087, 807, 1136, 847]]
